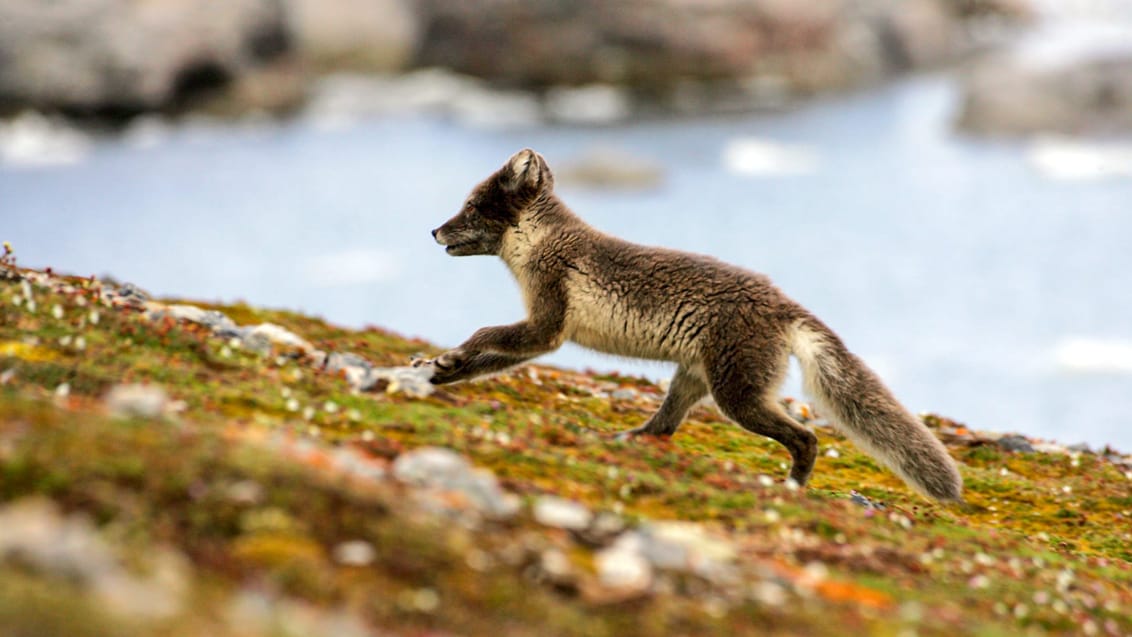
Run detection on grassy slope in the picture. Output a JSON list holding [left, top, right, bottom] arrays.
[[1, 268, 1130, 636]]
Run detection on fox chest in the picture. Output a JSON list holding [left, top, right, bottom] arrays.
[[563, 282, 681, 361]]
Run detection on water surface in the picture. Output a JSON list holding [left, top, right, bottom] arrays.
[[3, 74, 1130, 448]]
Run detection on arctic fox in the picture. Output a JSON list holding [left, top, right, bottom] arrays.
[[426, 149, 963, 501]]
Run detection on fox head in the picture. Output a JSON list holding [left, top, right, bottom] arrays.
[[432, 148, 554, 256]]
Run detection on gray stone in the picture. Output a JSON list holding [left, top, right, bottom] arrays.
[[538, 548, 578, 588], [532, 496, 593, 531], [0, 498, 187, 619], [610, 388, 640, 401], [246, 323, 313, 353], [325, 352, 373, 373], [348, 365, 435, 397], [849, 490, 885, 510], [392, 447, 519, 519], [594, 544, 653, 596], [957, 25, 1132, 136], [105, 383, 170, 419], [154, 304, 238, 333], [332, 540, 376, 566], [631, 521, 737, 582], [996, 434, 1035, 453], [283, 0, 419, 73], [412, 0, 1014, 99], [0, 0, 289, 113]]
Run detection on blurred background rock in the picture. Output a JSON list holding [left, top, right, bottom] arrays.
[[0, 0, 1030, 122]]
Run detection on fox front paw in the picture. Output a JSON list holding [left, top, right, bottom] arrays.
[[424, 349, 468, 384]]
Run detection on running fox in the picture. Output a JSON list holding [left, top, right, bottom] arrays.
[[426, 149, 963, 501]]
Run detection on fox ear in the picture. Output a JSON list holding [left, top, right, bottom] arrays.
[[501, 148, 553, 192]]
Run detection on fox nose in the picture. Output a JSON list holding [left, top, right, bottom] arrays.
[[431, 228, 438, 239]]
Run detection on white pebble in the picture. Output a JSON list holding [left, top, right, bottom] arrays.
[[52, 304, 63, 319], [411, 588, 439, 613], [533, 496, 593, 530], [89, 310, 100, 325], [333, 540, 376, 566], [285, 398, 300, 412]]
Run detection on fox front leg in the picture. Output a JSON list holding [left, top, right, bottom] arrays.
[[425, 350, 534, 385]]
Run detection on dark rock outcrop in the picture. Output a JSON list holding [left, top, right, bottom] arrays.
[[956, 27, 1132, 136], [0, 0, 292, 116]]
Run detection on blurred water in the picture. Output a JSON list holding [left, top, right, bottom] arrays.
[[2, 74, 1131, 448]]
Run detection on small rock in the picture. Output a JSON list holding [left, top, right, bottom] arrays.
[[392, 447, 518, 519], [0, 498, 187, 619], [610, 388, 639, 401], [325, 351, 373, 373], [351, 365, 435, 397], [1066, 442, 1093, 454], [109, 282, 150, 307], [247, 323, 314, 352], [392, 447, 469, 485], [849, 490, 885, 510], [594, 544, 653, 598], [533, 496, 593, 531], [538, 549, 578, 589], [574, 511, 627, 547], [333, 540, 376, 566], [105, 384, 170, 419], [750, 580, 789, 607], [633, 522, 736, 582], [997, 434, 1035, 453], [225, 480, 264, 505]]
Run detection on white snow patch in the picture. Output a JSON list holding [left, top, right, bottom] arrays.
[[1029, 137, 1132, 181], [0, 112, 91, 167], [722, 138, 820, 177]]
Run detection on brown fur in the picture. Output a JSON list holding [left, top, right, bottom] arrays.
[[428, 149, 963, 501]]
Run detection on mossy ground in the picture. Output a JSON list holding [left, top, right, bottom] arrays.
[[1, 268, 1130, 636]]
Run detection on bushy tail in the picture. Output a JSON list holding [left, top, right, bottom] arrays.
[[789, 318, 964, 502]]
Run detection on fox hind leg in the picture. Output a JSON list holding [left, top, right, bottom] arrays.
[[708, 346, 818, 485], [620, 365, 708, 438]]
